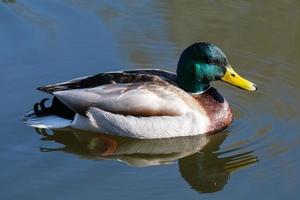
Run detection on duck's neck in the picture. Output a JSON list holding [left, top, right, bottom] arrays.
[[176, 61, 212, 94], [176, 67, 211, 94], [177, 81, 211, 94]]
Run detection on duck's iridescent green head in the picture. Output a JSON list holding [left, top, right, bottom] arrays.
[[176, 42, 257, 93]]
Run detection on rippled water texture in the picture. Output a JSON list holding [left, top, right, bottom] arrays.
[[1, 0, 300, 199]]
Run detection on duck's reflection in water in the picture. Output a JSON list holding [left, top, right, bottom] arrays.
[[36, 129, 257, 193], [36, 128, 210, 166], [179, 133, 257, 193]]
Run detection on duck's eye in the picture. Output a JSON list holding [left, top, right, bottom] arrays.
[[231, 73, 236, 77], [207, 57, 214, 64]]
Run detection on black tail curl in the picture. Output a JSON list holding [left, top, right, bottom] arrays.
[[34, 98, 51, 116], [33, 97, 75, 120]]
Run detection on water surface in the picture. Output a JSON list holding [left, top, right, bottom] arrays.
[[1, 0, 300, 199]]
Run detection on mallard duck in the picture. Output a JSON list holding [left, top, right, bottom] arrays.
[[25, 42, 257, 139]]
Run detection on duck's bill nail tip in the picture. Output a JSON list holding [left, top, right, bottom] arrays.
[[253, 83, 258, 91]]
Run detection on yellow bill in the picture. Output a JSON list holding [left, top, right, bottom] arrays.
[[221, 65, 257, 91]]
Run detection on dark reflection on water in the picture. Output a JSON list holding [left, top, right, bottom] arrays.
[[36, 129, 257, 193], [179, 133, 257, 193], [36, 128, 210, 167], [2, 0, 15, 3]]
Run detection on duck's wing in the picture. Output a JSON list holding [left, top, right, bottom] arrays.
[[37, 69, 177, 94], [123, 69, 177, 84], [52, 76, 201, 117]]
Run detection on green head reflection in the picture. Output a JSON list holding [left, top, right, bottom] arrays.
[[179, 133, 258, 193]]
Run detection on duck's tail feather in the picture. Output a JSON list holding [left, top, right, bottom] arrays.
[[24, 97, 75, 129], [34, 98, 51, 116], [33, 97, 75, 119], [24, 114, 72, 129]]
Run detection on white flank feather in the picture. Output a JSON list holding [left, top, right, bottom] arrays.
[[71, 107, 210, 139]]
